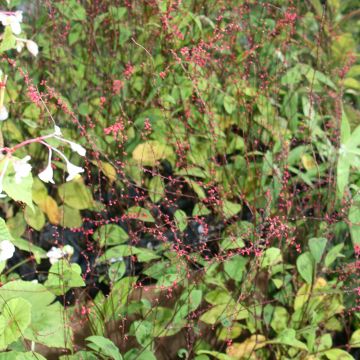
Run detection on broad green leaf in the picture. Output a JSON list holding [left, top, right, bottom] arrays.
[[224, 255, 247, 282], [222, 200, 241, 219], [174, 210, 187, 232], [54, 2, 87, 21], [261, 247, 282, 268], [296, 252, 314, 284], [324, 348, 354, 360], [0, 281, 55, 311], [133, 320, 153, 347], [270, 328, 308, 351], [15, 353, 47, 360], [132, 141, 173, 166], [0, 218, 13, 241], [349, 196, 360, 247], [0, 298, 32, 350], [93, 224, 129, 247], [2, 163, 33, 210], [24, 302, 72, 349], [350, 329, 360, 348], [24, 205, 46, 231], [309, 237, 327, 263], [86, 336, 123, 360], [223, 95, 236, 114], [126, 206, 155, 222], [45, 261, 85, 295], [0, 27, 16, 53], [270, 307, 288, 333], [58, 205, 82, 228], [148, 175, 165, 203], [58, 179, 94, 210], [325, 244, 344, 267]]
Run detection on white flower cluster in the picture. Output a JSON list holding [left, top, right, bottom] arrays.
[[46, 245, 74, 264], [0, 125, 86, 198], [0, 11, 39, 57]]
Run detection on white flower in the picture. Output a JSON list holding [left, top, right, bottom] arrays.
[[0, 240, 15, 262], [26, 40, 38, 57], [47, 245, 74, 264], [38, 164, 54, 184], [69, 142, 86, 157], [55, 136, 86, 157], [46, 247, 63, 264], [54, 125, 62, 136], [0, 106, 8, 121], [16, 39, 24, 53], [63, 245, 74, 256], [38, 148, 54, 184], [0, 11, 22, 35], [13, 155, 32, 184], [66, 162, 84, 182]]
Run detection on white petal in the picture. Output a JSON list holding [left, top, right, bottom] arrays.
[[38, 165, 55, 184], [10, 19, 21, 35], [14, 11, 23, 23], [70, 142, 86, 157], [16, 40, 25, 53], [13, 156, 32, 184], [0, 106, 8, 121], [54, 125, 62, 136], [66, 162, 84, 182], [26, 40, 38, 57], [0, 240, 15, 262]]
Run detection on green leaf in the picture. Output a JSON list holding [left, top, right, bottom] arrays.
[[54, 2, 87, 21], [0, 27, 16, 53], [58, 179, 94, 210], [309, 237, 327, 263], [109, 6, 127, 20], [0, 298, 32, 350], [2, 352, 47, 360], [148, 176, 165, 203], [24, 205, 46, 231], [45, 261, 85, 295], [174, 210, 187, 232], [2, 163, 33, 210], [350, 329, 360, 348], [349, 196, 360, 248], [223, 95, 236, 114], [222, 200, 241, 219], [58, 205, 83, 228], [132, 141, 174, 166], [261, 247, 282, 268], [270, 307, 288, 333], [270, 328, 308, 351], [126, 206, 155, 222], [296, 252, 314, 284], [0, 218, 13, 242], [0, 281, 55, 311], [24, 302, 72, 349], [93, 224, 129, 247], [324, 348, 354, 360], [336, 154, 350, 198], [325, 244, 344, 267], [133, 320, 153, 347], [86, 336, 123, 360], [224, 255, 247, 282]]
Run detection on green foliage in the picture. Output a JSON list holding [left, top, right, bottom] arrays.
[[0, 0, 358, 359]]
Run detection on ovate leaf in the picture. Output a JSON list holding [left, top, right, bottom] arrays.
[[296, 252, 314, 284]]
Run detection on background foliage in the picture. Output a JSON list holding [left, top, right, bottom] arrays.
[[0, 0, 359, 359]]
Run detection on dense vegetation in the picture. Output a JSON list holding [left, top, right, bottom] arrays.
[[0, 0, 359, 359]]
